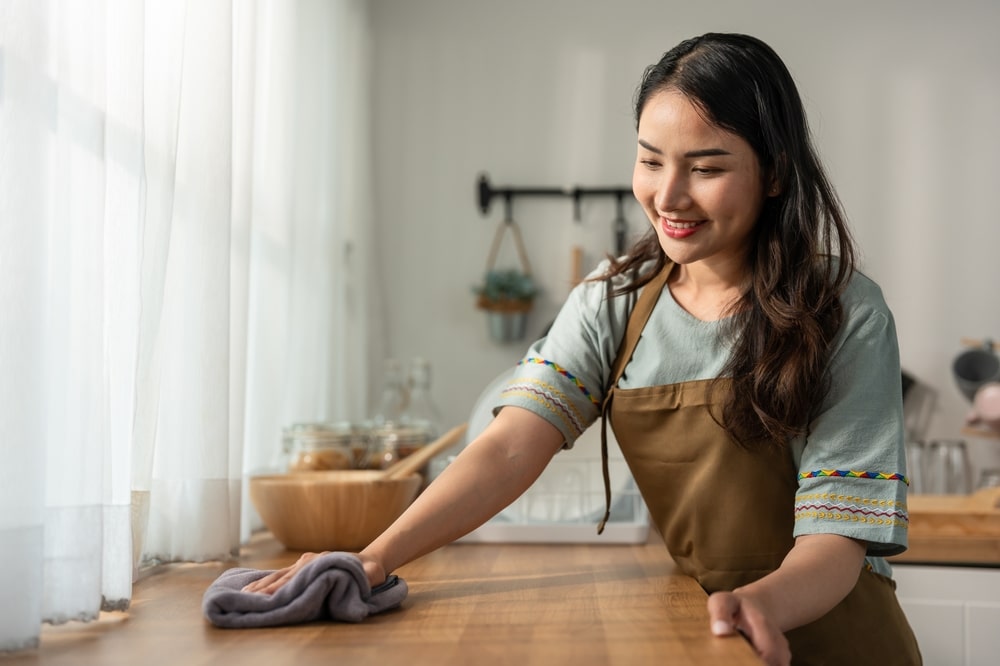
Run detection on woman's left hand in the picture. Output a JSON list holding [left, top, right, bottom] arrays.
[[707, 590, 791, 666]]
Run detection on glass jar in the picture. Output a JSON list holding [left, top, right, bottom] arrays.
[[370, 358, 408, 428], [367, 425, 430, 470], [283, 422, 370, 472], [400, 357, 443, 440]]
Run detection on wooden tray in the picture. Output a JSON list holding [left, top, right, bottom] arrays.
[[889, 487, 1000, 565]]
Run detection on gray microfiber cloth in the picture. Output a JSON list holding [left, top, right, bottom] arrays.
[[202, 551, 408, 628]]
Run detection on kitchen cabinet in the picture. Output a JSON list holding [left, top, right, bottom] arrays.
[[892, 563, 1000, 666]]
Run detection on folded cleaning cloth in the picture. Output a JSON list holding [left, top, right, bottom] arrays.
[[202, 551, 408, 628]]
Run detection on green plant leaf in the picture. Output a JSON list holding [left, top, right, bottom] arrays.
[[472, 269, 538, 302]]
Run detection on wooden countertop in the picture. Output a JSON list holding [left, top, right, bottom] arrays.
[[376, 537, 762, 665], [22, 533, 761, 665]]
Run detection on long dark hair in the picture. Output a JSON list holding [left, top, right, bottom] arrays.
[[604, 33, 856, 447]]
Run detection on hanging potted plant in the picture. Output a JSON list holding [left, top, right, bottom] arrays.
[[473, 268, 538, 343], [473, 212, 539, 343]]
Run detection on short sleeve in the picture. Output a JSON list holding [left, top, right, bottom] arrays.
[[493, 261, 630, 446], [792, 273, 909, 556]]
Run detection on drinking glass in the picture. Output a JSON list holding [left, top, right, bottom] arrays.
[[977, 468, 1000, 490], [905, 440, 925, 494], [922, 440, 971, 494]]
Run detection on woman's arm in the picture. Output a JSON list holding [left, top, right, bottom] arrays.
[[243, 406, 565, 594], [707, 533, 866, 666]]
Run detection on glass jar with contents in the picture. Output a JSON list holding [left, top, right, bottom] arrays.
[[283, 422, 370, 472], [367, 425, 430, 471]]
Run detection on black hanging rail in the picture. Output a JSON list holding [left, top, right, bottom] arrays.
[[477, 173, 632, 223]]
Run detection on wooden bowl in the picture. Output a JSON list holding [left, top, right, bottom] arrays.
[[249, 470, 422, 552]]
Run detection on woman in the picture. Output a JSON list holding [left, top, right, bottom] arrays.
[[248, 33, 921, 665]]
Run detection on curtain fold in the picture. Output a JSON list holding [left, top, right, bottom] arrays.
[[0, 0, 373, 651]]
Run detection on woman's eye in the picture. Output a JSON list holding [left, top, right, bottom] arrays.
[[639, 159, 661, 169], [692, 166, 721, 175]]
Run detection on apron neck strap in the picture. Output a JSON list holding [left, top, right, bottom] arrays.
[[597, 261, 673, 533]]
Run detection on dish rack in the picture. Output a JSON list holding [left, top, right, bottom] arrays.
[[458, 422, 650, 544]]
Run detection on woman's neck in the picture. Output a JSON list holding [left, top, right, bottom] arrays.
[[666, 260, 748, 322]]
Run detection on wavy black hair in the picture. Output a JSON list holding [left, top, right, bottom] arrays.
[[602, 33, 856, 447]]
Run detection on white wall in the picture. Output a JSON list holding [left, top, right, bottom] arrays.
[[366, 0, 1000, 476]]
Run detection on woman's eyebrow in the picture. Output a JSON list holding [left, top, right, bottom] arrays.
[[637, 139, 733, 159], [684, 148, 733, 158], [638, 138, 662, 154]]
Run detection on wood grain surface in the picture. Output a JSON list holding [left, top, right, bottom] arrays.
[[12, 533, 763, 665]]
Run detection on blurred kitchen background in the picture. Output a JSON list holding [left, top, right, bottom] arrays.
[[368, 0, 1000, 475]]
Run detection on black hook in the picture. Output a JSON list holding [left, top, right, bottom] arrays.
[[477, 174, 493, 215]]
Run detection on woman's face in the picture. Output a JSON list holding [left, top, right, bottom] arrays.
[[632, 89, 769, 274]]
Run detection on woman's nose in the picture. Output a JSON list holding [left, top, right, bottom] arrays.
[[655, 171, 690, 212]]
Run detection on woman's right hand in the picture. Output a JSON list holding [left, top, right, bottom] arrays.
[[244, 407, 561, 597], [241, 550, 387, 595]]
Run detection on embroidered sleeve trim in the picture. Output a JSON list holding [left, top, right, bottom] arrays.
[[500, 378, 588, 438], [793, 510, 908, 530], [794, 492, 906, 510], [797, 469, 909, 486], [794, 491, 909, 528], [518, 357, 600, 407]]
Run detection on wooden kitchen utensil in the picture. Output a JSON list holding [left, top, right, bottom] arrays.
[[382, 423, 468, 480]]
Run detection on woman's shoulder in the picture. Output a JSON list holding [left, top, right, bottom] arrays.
[[841, 267, 892, 319], [569, 256, 662, 322], [830, 265, 899, 358], [553, 255, 660, 351], [579, 256, 659, 294]]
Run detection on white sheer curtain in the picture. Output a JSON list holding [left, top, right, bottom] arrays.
[[0, 0, 375, 652]]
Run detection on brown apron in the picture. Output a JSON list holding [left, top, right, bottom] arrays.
[[598, 263, 922, 665]]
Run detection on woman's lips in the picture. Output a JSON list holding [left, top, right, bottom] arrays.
[[661, 217, 706, 239]]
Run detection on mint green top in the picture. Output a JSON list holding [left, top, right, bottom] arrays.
[[497, 260, 909, 577]]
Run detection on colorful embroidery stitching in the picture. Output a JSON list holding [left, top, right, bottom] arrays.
[[794, 510, 908, 529], [500, 388, 580, 437], [794, 492, 906, 510], [794, 502, 908, 522], [794, 489, 910, 529], [519, 357, 600, 406], [501, 378, 589, 437], [797, 469, 909, 485]]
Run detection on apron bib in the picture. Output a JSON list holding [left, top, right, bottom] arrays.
[[598, 262, 921, 665]]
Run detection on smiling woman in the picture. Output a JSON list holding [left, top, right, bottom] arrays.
[[246, 32, 921, 666]]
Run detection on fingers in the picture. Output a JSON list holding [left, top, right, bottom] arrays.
[[239, 550, 387, 595], [736, 608, 791, 666], [243, 568, 294, 595], [706, 592, 791, 666], [706, 590, 740, 635], [241, 551, 326, 594]]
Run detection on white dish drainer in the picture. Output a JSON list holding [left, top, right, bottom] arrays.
[[455, 369, 650, 544]]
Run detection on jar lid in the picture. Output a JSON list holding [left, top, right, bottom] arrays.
[[371, 425, 429, 445], [283, 422, 366, 447]]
